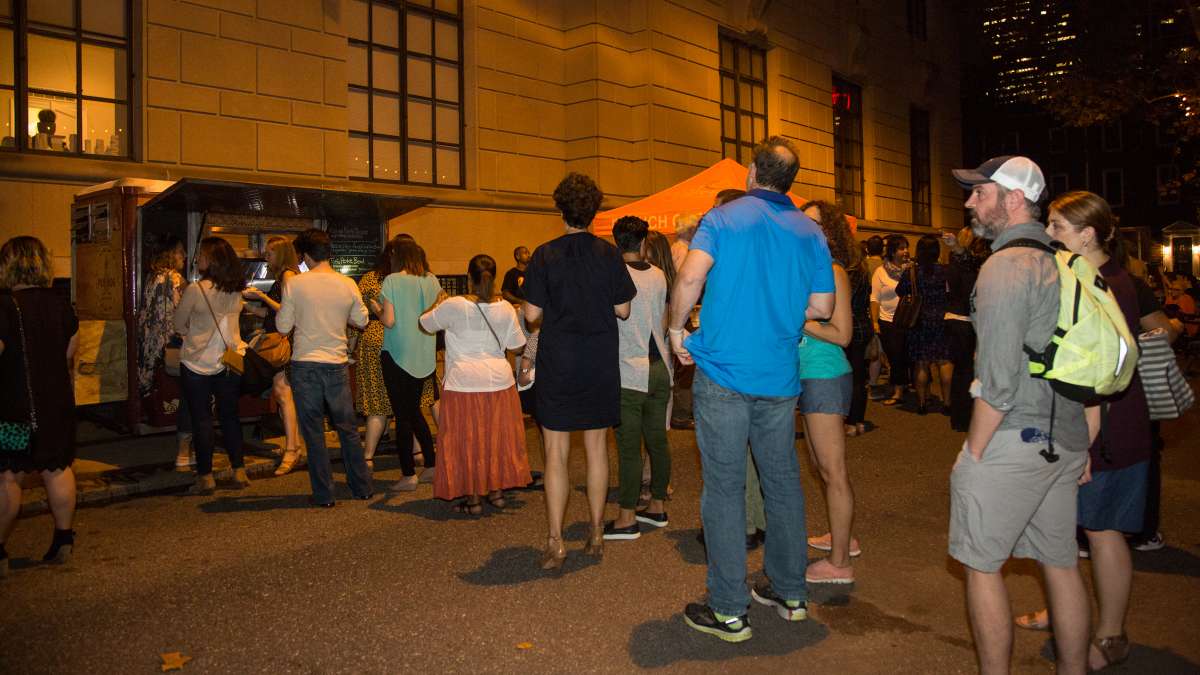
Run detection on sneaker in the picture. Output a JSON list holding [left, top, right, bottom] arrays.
[[389, 475, 419, 492], [805, 558, 855, 584], [1132, 532, 1165, 552], [750, 579, 808, 621], [682, 603, 752, 642], [807, 532, 862, 557], [602, 521, 641, 540], [635, 509, 669, 528], [418, 467, 436, 483]]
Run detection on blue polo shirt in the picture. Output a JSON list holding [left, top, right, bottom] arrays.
[[685, 189, 835, 397]]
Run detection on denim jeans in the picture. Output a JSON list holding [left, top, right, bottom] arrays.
[[289, 361, 372, 503], [694, 368, 807, 615], [179, 365, 243, 476]]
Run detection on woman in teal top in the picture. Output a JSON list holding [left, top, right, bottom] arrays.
[[796, 200, 861, 585], [374, 238, 445, 490]]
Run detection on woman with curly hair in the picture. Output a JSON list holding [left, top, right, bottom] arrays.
[[522, 172, 637, 569], [0, 236, 80, 573]]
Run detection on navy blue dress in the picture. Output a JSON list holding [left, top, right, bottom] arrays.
[[896, 263, 950, 362]]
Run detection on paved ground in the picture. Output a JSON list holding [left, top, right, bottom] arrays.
[[3, 399, 1198, 674]]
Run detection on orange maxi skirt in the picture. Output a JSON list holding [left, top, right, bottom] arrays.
[[433, 386, 532, 500]]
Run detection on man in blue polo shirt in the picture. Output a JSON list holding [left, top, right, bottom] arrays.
[[669, 136, 835, 642]]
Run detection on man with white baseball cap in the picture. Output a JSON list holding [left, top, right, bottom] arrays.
[[949, 155, 1093, 674]]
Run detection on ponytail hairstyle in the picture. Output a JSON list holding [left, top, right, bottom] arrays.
[[1049, 191, 1117, 254], [467, 253, 497, 301]]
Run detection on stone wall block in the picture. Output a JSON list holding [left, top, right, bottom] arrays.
[[324, 59, 347, 106], [220, 13, 291, 49], [180, 113, 256, 169], [220, 91, 291, 123], [257, 47, 325, 103], [292, 101, 346, 130], [292, 27, 346, 61], [147, 109, 181, 163], [187, 0, 255, 15], [148, 80, 221, 114], [147, 25, 181, 81], [257, 0, 323, 31], [148, 0, 219, 34], [257, 123, 324, 175], [323, 130, 347, 177], [181, 33, 256, 92]]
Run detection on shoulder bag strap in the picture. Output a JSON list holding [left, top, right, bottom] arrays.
[[198, 283, 231, 350], [10, 296, 37, 431], [472, 301, 505, 353], [909, 263, 920, 300]]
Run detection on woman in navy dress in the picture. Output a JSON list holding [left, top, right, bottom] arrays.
[[896, 235, 951, 414]]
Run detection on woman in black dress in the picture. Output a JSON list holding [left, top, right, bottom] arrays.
[[523, 173, 636, 569], [896, 235, 951, 415], [0, 237, 80, 574]]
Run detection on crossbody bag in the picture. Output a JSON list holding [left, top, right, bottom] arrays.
[[0, 296, 37, 454]]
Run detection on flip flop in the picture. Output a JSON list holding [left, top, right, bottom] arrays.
[[881, 398, 901, 406], [1014, 609, 1051, 631]]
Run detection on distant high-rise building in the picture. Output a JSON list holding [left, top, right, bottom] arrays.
[[980, 0, 1076, 105]]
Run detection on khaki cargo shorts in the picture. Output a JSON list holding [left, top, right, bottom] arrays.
[[949, 427, 1088, 573]]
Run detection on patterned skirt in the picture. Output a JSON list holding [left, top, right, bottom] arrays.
[[354, 321, 391, 416], [433, 387, 531, 500]]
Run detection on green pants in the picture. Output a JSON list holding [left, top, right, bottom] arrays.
[[617, 359, 672, 509]]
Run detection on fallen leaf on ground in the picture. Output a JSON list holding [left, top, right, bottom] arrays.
[[160, 652, 192, 671], [516, 642, 533, 650]]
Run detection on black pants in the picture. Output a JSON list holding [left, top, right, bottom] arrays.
[[381, 352, 436, 476], [180, 365, 244, 475], [1138, 438, 1162, 539], [878, 320, 910, 388], [946, 320, 976, 432], [845, 337, 871, 425]]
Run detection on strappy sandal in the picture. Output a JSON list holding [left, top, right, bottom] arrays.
[[1091, 634, 1130, 670], [452, 499, 483, 516], [485, 492, 507, 509], [881, 398, 901, 406], [1014, 609, 1051, 631]]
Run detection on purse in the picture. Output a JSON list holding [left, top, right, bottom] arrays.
[[0, 296, 37, 454], [253, 332, 292, 369], [892, 264, 923, 330], [1137, 328, 1194, 420], [200, 285, 244, 375], [163, 345, 182, 377]]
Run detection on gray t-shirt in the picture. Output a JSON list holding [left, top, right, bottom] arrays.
[[970, 222, 1088, 452]]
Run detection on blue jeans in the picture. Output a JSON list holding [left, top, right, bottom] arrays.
[[179, 365, 243, 476], [289, 361, 372, 503], [694, 368, 808, 615]]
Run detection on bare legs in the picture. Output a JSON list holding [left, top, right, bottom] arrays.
[[363, 415, 387, 463], [42, 468, 76, 530], [0, 471, 21, 546], [542, 427, 609, 541], [915, 361, 954, 408], [1086, 528, 1133, 668], [803, 413, 854, 567]]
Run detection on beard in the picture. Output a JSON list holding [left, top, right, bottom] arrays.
[[969, 203, 1008, 240]]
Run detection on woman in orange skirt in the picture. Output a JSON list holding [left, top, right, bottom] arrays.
[[419, 254, 530, 514]]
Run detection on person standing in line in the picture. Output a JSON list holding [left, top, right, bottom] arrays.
[[522, 172, 636, 570], [137, 235, 193, 470], [276, 229, 372, 507], [949, 156, 1092, 674], [352, 240, 398, 470], [175, 237, 248, 495], [0, 237, 79, 573], [603, 216, 673, 541], [670, 137, 835, 642], [668, 214, 700, 431], [943, 227, 988, 433], [419, 254, 530, 515], [862, 235, 886, 397], [1014, 191, 1180, 670], [870, 235, 911, 406], [501, 246, 530, 305], [896, 235, 953, 415], [243, 236, 304, 475], [373, 239, 442, 491]]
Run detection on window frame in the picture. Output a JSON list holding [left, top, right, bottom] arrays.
[[909, 106, 931, 226], [1101, 168, 1124, 207], [718, 31, 766, 166], [0, 0, 135, 160], [346, 0, 465, 188], [832, 75, 864, 217]]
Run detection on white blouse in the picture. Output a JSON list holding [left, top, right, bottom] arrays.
[[420, 297, 526, 393], [870, 265, 902, 323], [174, 280, 246, 375]]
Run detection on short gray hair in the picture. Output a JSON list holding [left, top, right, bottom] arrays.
[[996, 184, 1042, 221]]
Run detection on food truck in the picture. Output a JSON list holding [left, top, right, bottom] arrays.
[[70, 178, 427, 434]]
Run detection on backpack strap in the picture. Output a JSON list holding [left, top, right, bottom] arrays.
[[996, 237, 1057, 254]]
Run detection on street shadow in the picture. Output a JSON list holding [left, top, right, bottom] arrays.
[[665, 529, 708, 566], [627, 604, 830, 668], [197, 494, 314, 513], [369, 494, 531, 522], [1131, 546, 1200, 578], [1039, 638, 1200, 672], [458, 545, 601, 586]]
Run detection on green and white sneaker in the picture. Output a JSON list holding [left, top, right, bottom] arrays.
[[683, 603, 752, 642], [751, 579, 808, 621]]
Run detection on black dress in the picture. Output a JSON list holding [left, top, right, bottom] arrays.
[[0, 288, 79, 473], [522, 232, 637, 431], [896, 263, 951, 362]]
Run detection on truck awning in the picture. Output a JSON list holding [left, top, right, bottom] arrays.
[[139, 178, 430, 223]]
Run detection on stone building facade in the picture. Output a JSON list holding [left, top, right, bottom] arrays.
[[0, 0, 963, 276]]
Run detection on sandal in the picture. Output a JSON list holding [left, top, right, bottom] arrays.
[[881, 398, 901, 406], [452, 499, 483, 516], [274, 449, 302, 476], [1091, 634, 1130, 670], [1014, 609, 1051, 632], [485, 492, 507, 509]]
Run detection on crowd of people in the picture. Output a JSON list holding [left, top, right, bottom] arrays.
[[0, 138, 1193, 674]]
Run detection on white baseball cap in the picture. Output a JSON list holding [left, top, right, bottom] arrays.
[[952, 155, 1045, 202]]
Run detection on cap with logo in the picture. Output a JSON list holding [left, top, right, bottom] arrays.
[[952, 155, 1045, 202]]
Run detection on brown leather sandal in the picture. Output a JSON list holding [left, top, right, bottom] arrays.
[[1091, 634, 1130, 670]]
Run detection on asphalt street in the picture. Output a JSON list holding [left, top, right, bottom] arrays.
[[2, 400, 1198, 674]]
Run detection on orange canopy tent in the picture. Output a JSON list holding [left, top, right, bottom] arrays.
[[592, 158, 854, 236]]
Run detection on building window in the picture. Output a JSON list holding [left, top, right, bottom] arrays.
[[346, 0, 464, 186], [1049, 173, 1069, 197], [1102, 168, 1124, 207], [909, 107, 931, 226], [718, 33, 766, 165], [907, 0, 927, 40], [1049, 127, 1067, 154], [1101, 122, 1122, 152], [1156, 164, 1180, 205], [832, 76, 864, 217], [0, 1, 132, 157]]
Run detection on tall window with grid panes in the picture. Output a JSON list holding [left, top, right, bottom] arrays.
[[345, 0, 464, 187], [0, 0, 132, 157], [718, 33, 766, 165], [832, 77, 864, 217]]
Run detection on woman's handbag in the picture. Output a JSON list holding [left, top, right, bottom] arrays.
[[253, 332, 291, 369], [200, 285, 244, 375], [0, 297, 36, 454], [1137, 328, 1194, 420], [892, 264, 923, 330], [163, 345, 182, 377]]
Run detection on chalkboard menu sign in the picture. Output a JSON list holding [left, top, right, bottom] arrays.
[[328, 222, 382, 280]]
